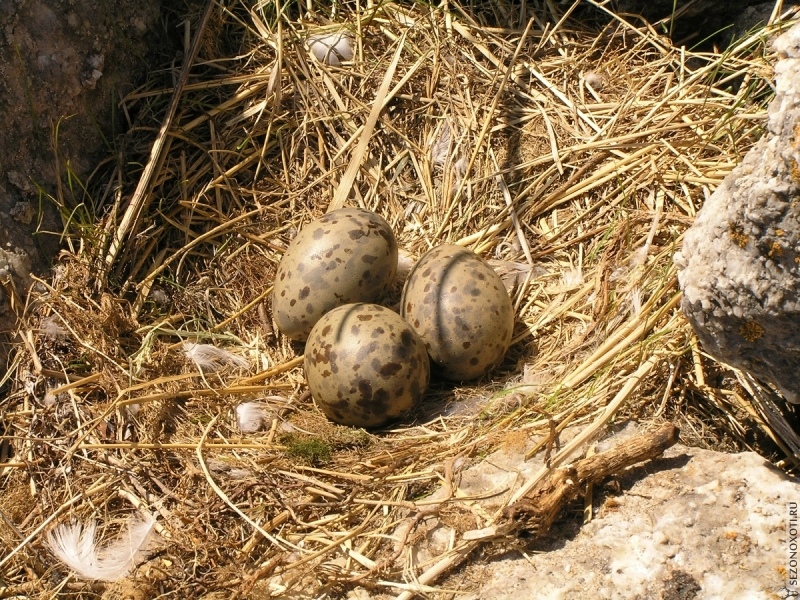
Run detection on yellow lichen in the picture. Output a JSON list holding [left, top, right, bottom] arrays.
[[729, 223, 749, 248], [740, 321, 764, 342], [792, 158, 800, 182]]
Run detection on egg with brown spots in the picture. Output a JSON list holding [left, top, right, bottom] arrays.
[[401, 244, 515, 381], [272, 208, 398, 341], [304, 303, 430, 428]]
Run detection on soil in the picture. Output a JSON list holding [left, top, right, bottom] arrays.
[[0, 0, 172, 359]]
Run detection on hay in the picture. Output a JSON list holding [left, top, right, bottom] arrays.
[[2, 0, 798, 596]]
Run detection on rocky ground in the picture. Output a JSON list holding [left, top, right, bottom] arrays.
[[0, 0, 168, 357], [345, 422, 797, 599]]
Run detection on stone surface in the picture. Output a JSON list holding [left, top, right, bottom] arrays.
[[615, 0, 797, 46], [372, 423, 798, 599], [675, 22, 800, 403], [0, 0, 165, 355], [459, 441, 795, 599]]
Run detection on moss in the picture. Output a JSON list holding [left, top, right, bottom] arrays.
[[283, 435, 332, 465], [330, 427, 372, 450]]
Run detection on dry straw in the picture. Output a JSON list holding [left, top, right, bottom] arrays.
[[2, 0, 798, 597]]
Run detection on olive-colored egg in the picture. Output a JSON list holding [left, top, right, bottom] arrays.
[[304, 303, 430, 428], [401, 244, 514, 381], [272, 208, 398, 341]]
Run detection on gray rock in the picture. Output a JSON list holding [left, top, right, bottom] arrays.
[[675, 23, 800, 403], [459, 431, 798, 599], [377, 424, 798, 599]]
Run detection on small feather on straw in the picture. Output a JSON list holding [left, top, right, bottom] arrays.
[[430, 122, 452, 166], [46, 513, 157, 582], [488, 259, 542, 294], [307, 32, 353, 66], [630, 287, 643, 316], [183, 342, 249, 372], [39, 316, 69, 338], [562, 266, 584, 289], [235, 401, 274, 433]]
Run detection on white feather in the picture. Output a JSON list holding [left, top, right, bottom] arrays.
[[39, 316, 69, 338], [630, 287, 643, 316], [183, 342, 249, 372], [562, 266, 584, 289], [235, 401, 272, 433], [46, 514, 157, 582], [431, 122, 452, 166], [307, 32, 353, 66]]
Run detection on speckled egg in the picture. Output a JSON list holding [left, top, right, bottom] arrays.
[[272, 208, 398, 341], [304, 303, 430, 428], [401, 244, 515, 381]]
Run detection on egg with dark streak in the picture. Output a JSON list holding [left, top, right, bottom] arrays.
[[272, 208, 398, 341], [401, 244, 515, 381], [304, 303, 430, 428]]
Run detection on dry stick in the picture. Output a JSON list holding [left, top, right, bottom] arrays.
[[235, 355, 305, 385], [101, 0, 216, 283], [496, 422, 679, 537], [510, 352, 664, 506], [80, 442, 283, 450], [489, 148, 534, 266], [114, 356, 302, 407], [117, 385, 279, 408], [394, 422, 678, 600], [48, 372, 104, 395]]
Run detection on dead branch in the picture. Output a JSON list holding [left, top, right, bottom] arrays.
[[496, 423, 679, 538]]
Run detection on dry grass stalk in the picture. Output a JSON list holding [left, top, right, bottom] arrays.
[[1, 0, 796, 597]]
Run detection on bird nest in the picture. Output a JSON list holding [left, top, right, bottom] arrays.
[[1, 1, 798, 597]]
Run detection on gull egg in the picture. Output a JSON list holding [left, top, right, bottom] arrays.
[[272, 208, 398, 341], [401, 244, 515, 381], [304, 303, 430, 428]]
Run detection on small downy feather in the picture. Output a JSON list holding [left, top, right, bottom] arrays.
[[430, 122, 452, 166], [430, 122, 467, 190], [46, 513, 157, 582], [183, 342, 249, 372], [307, 32, 353, 66], [235, 401, 272, 433], [39, 316, 69, 338]]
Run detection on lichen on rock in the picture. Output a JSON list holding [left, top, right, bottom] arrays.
[[675, 22, 800, 403]]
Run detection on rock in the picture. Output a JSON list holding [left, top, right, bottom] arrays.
[[613, 0, 798, 46], [391, 424, 798, 599], [10, 202, 35, 225], [0, 0, 169, 360], [675, 23, 800, 403]]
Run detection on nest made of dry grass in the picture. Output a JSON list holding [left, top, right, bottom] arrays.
[[2, 1, 799, 597]]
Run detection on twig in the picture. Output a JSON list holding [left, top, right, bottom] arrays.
[[497, 423, 679, 538]]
